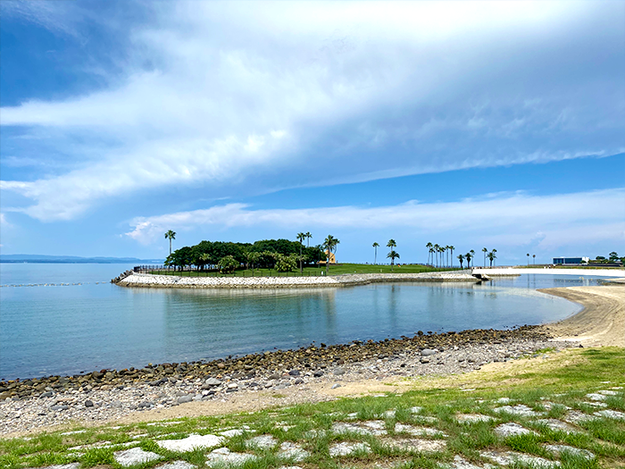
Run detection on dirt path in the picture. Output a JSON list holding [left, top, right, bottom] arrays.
[[539, 285, 625, 347]]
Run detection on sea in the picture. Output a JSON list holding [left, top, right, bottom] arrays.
[[0, 263, 609, 380]]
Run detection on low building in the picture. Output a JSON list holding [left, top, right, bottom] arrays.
[[318, 251, 337, 265], [552, 257, 589, 265]]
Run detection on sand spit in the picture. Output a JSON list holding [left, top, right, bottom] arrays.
[[116, 271, 480, 289], [540, 285, 625, 348]]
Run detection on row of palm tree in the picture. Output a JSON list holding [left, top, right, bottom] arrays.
[[425, 243, 456, 268]]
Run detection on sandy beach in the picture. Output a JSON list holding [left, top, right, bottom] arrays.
[[539, 285, 625, 347]]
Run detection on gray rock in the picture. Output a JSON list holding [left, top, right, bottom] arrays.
[[204, 378, 222, 387], [421, 349, 437, 356], [85, 400, 94, 408], [288, 370, 300, 376], [157, 461, 196, 469], [50, 405, 69, 411], [313, 370, 324, 377], [178, 395, 193, 404], [331, 384, 342, 389], [40, 391, 54, 398]]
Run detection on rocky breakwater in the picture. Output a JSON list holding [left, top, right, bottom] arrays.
[[114, 271, 479, 289], [0, 326, 571, 435]]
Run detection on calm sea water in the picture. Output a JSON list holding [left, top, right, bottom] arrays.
[[0, 263, 608, 380]]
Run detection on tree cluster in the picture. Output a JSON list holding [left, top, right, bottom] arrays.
[[164, 238, 326, 272]]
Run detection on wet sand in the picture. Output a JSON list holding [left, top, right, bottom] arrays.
[[539, 285, 625, 347]]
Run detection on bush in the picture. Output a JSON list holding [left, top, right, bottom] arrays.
[[275, 254, 297, 272], [218, 255, 239, 274]]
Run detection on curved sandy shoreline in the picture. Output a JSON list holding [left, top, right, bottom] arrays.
[[540, 285, 625, 347]]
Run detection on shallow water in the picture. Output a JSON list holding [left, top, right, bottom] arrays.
[[0, 263, 608, 380]]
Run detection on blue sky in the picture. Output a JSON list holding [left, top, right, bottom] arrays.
[[1, 0, 624, 265]]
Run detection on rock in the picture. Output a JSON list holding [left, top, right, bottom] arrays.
[[50, 405, 69, 411], [313, 371, 324, 377], [85, 400, 94, 407], [594, 410, 625, 420], [456, 414, 494, 423], [246, 435, 278, 449], [421, 349, 436, 356], [333, 368, 346, 375], [480, 450, 560, 468], [204, 378, 222, 387], [39, 391, 54, 398], [545, 445, 594, 459], [157, 461, 196, 469], [331, 384, 341, 389], [278, 442, 309, 462], [288, 370, 300, 376], [381, 437, 446, 452], [178, 395, 193, 404], [114, 447, 162, 467], [420, 358, 430, 364]]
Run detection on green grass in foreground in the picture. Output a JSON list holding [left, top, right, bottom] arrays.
[[150, 263, 459, 278], [1, 348, 623, 469]]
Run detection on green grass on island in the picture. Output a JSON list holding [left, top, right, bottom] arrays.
[[149, 263, 461, 278], [2, 348, 624, 469]]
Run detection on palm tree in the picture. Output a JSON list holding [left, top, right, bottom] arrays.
[[433, 244, 440, 267], [458, 254, 465, 269], [296, 232, 306, 275], [449, 245, 455, 267], [323, 235, 340, 275], [372, 242, 379, 265], [426, 242, 433, 265], [387, 250, 400, 271], [532, 254, 536, 265], [439, 245, 445, 268], [465, 252, 473, 270], [429, 247, 435, 267], [487, 250, 497, 267], [482, 247, 487, 268], [469, 250, 475, 268], [305, 232, 312, 247], [492, 249, 497, 266], [164, 230, 176, 255], [527, 253, 530, 266]]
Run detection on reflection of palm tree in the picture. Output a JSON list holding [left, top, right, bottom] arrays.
[[164, 230, 176, 255], [372, 242, 379, 265]]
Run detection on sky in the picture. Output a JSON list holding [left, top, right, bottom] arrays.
[[1, 0, 624, 265]]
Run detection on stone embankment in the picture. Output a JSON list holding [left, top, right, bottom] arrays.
[[115, 271, 479, 289], [0, 326, 566, 435]]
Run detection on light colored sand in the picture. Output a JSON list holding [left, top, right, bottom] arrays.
[[539, 286, 625, 347]]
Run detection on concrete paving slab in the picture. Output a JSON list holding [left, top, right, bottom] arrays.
[[246, 434, 278, 449], [114, 447, 163, 467], [206, 448, 257, 467], [381, 437, 446, 452], [329, 442, 371, 457], [594, 410, 625, 420], [456, 414, 494, 423], [494, 404, 540, 417], [480, 450, 560, 468], [278, 442, 309, 462], [545, 445, 594, 459], [157, 461, 196, 469], [494, 423, 537, 437], [157, 434, 224, 452]]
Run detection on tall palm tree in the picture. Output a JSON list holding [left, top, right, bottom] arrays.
[[532, 254, 536, 265], [458, 254, 465, 269], [426, 242, 433, 265], [482, 247, 488, 268], [492, 248, 497, 266], [470, 250, 475, 268], [387, 239, 397, 270], [387, 250, 400, 271], [465, 252, 473, 270], [433, 244, 440, 267], [372, 242, 379, 265], [449, 245, 455, 268], [305, 232, 312, 247], [439, 245, 445, 268], [323, 235, 340, 275], [527, 253, 530, 266], [487, 250, 497, 267], [164, 230, 176, 255], [296, 232, 306, 275]]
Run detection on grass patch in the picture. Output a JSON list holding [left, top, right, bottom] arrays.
[[1, 348, 623, 469]]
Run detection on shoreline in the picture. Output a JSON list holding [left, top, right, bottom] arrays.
[[539, 285, 625, 348], [115, 271, 481, 289], [1, 283, 622, 437]]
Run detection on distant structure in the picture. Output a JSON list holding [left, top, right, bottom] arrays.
[[318, 251, 337, 265], [552, 257, 589, 265]]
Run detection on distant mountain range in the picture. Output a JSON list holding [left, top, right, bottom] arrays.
[[0, 255, 163, 264]]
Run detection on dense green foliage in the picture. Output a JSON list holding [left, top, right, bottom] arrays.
[[164, 239, 326, 271]]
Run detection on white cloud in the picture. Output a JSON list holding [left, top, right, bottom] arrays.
[[125, 188, 625, 250], [2, 1, 624, 220]]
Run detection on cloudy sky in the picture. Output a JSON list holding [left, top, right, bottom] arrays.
[[1, 0, 624, 264]]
